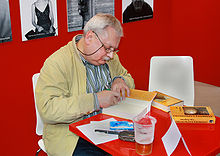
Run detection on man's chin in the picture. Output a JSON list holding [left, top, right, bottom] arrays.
[[100, 60, 107, 64], [95, 57, 110, 65], [94, 60, 106, 66]]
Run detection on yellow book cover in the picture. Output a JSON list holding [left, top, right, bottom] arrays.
[[129, 89, 157, 101], [152, 91, 184, 112], [170, 106, 216, 124]]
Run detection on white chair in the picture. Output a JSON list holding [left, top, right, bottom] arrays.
[[32, 73, 47, 155], [149, 56, 194, 106]]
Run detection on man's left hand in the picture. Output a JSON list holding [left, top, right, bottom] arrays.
[[111, 78, 130, 100]]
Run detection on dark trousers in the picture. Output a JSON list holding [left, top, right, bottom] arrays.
[[72, 138, 110, 156]]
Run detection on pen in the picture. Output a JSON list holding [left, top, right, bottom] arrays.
[[104, 85, 111, 91], [94, 129, 120, 135]]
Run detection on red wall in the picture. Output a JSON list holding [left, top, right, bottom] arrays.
[[171, 0, 220, 87], [0, 0, 219, 155]]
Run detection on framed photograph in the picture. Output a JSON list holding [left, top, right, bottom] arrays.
[[122, 0, 153, 23], [0, 0, 12, 43], [67, 0, 115, 32], [19, 0, 58, 41]]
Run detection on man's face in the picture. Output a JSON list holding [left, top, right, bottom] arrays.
[[132, 0, 144, 12], [85, 27, 120, 66]]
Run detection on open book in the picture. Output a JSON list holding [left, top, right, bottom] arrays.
[[102, 89, 156, 120]]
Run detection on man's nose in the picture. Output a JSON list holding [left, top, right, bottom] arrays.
[[107, 52, 114, 59]]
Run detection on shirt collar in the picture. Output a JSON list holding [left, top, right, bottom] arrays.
[[79, 53, 90, 65]]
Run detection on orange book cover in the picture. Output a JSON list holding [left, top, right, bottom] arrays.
[[170, 106, 216, 124]]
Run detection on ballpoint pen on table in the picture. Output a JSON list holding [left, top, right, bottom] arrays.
[[94, 129, 120, 135]]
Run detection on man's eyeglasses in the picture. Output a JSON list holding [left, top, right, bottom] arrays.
[[92, 31, 119, 54], [77, 31, 119, 56]]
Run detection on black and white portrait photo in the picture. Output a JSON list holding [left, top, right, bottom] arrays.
[[0, 0, 12, 43], [19, 0, 58, 41], [122, 0, 153, 23], [67, 0, 114, 32]]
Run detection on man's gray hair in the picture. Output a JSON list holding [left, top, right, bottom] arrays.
[[84, 13, 123, 37]]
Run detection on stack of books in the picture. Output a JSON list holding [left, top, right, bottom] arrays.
[[152, 91, 184, 112]]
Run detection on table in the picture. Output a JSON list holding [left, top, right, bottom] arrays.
[[69, 107, 220, 156]]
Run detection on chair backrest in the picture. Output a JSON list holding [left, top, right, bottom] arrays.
[[32, 73, 44, 135], [149, 56, 194, 106]]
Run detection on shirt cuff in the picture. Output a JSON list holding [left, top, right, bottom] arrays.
[[93, 93, 100, 111], [113, 76, 125, 82]]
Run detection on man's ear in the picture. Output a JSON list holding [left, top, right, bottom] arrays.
[[84, 30, 93, 44]]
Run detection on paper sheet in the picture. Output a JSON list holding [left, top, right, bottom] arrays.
[[162, 119, 191, 156], [181, 137, 191, 156], [77, 118, 118, 145]]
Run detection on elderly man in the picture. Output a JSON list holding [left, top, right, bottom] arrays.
[[123, 0, 153, 23], [36, 13, 135, 156]]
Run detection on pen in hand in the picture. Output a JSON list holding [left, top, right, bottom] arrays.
[[103, 84, 122, 103], [104, 85, 111, 91]]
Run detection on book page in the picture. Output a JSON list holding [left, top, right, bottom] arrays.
[[102, 90, 156, 120], [103, 98, 151, 120]]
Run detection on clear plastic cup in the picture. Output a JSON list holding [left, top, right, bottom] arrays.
[[133, 115, 157, 155]]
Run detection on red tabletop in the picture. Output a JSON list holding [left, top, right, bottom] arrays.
[[69, 107, 220, 156]]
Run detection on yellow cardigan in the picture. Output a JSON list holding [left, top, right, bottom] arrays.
[[35, 35, 135, 156]]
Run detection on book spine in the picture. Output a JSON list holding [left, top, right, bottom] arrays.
[[172, 116, 216, 124]]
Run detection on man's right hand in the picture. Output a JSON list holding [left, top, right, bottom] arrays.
[[97, 90, 121, 108]]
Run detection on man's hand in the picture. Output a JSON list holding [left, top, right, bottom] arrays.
[[111, 78, 130, 100], [97, 90, 120, 108]]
